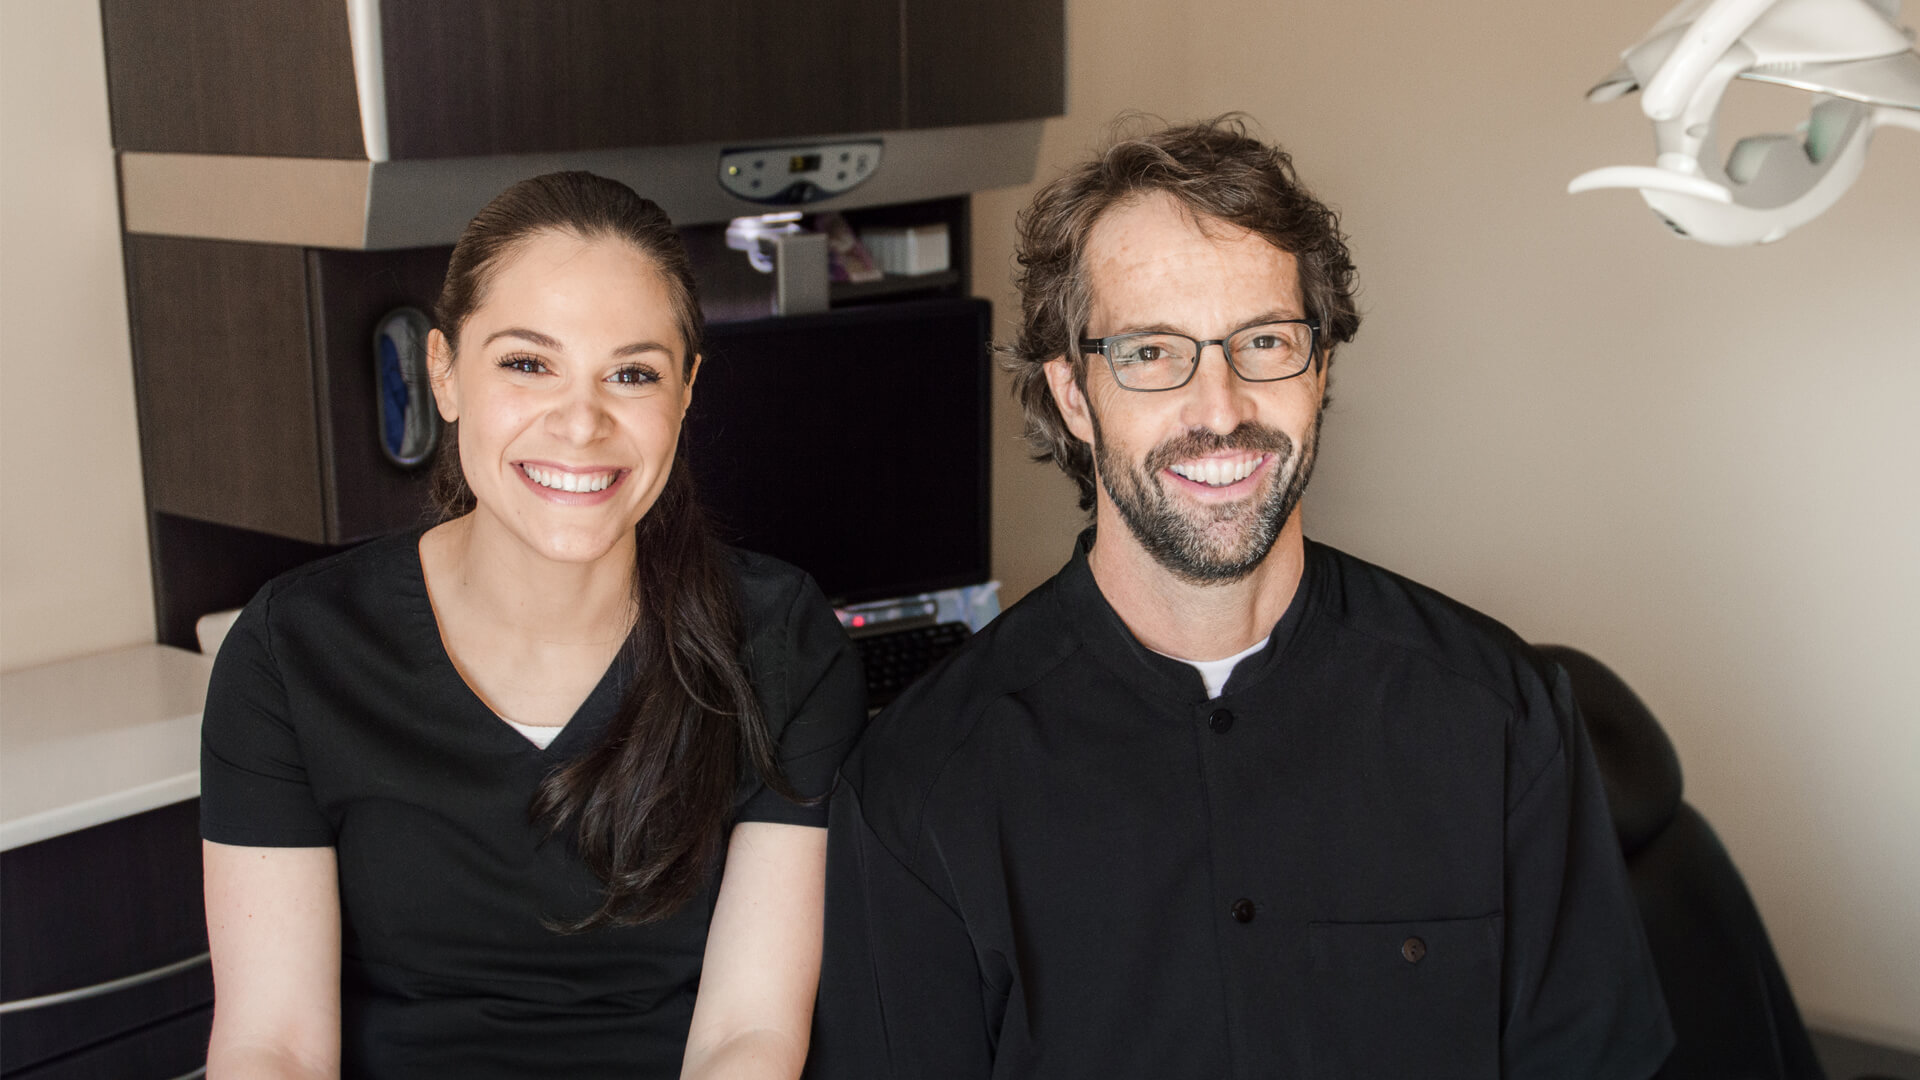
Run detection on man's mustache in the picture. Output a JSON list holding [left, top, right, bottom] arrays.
[[1142, 424, 1294, 475]]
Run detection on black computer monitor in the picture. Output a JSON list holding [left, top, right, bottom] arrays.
[[684, 296, 991, 605]]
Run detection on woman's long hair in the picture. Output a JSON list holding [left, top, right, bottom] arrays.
[[430, 171, 793, 928]]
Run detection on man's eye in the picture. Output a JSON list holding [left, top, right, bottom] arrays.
[[1117, 345, 1165, 365], [1247, 335, 1284, 351], [609, 366, 661, 386]]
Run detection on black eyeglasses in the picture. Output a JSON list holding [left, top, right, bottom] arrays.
[[1079, 318, 1319, 392]]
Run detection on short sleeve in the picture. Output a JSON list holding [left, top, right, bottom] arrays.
[[737, 571, 868, 827], [200, 586, 336, 847]]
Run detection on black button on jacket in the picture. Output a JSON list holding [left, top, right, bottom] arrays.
[[811, 538, 1673, 1079]]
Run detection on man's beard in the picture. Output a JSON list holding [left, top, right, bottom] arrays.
[[1092, 409, 1320, 585]]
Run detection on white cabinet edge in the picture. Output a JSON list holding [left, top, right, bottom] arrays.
[[0, 644, 213, 851]]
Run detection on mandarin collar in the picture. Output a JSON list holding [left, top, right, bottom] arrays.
[[1049, 529, 1320, 707]]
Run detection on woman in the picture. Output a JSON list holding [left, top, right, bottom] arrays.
[[199, 172, 866, 1078]]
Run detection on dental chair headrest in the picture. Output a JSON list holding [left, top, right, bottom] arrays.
[[1536, 644, 1685, 858]]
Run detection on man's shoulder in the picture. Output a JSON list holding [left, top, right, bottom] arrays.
[[1306, 540, 1561, 713], [840, 572, 1080, 839]]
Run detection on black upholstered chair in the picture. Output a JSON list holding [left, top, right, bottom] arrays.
[[1536, 645, 1827, 1080]]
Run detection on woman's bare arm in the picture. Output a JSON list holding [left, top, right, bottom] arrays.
[[680, 822, 828, 1080], [202, 841, 342, 1080]]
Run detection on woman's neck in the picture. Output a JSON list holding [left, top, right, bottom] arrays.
[[424, 512, 636, 648]]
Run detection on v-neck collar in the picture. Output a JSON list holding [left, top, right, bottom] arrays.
[[1049, 529, 1320, 706], [399, 528, 625, 758]]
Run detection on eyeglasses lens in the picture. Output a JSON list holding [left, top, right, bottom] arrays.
[[1226, 323, 1313, 381]]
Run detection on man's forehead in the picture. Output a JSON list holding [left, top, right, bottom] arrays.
[[1082, 192, 1301, 330]]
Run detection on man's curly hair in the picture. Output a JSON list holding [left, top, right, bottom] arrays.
[[1005, 115, 1361, 512]]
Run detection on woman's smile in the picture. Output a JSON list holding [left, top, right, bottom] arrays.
[[514, 462, 629, 501]]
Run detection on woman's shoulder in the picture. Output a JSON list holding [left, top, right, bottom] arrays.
[[723, 546, 856, 701], [724, 547, 833, 628], [243, 528, 427, 630]]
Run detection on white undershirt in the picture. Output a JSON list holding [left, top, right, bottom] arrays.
[[1155, 636, 1271, 699], [501, 717, 565, 749]]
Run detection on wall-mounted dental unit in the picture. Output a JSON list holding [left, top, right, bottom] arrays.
[[1569, 0, 1920, 245]]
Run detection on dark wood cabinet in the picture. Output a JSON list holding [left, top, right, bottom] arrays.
[[100, 0, 364, 158], [0, 802, 212, 1078], [125, 236, 446, 546], [101, 0, 1065, 160], [902, 0, 1066, 129], [379, 0, 906, 158]]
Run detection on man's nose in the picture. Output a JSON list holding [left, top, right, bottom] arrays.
[[1180, 342, 1257, 433]]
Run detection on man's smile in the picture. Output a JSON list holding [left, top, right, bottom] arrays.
[[1166, 452, 1269, 491]]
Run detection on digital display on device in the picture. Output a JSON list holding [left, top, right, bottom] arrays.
[[789, 153, 821, 173]]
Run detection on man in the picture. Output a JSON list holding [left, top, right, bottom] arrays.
[[811, 118, 1672, 1079]]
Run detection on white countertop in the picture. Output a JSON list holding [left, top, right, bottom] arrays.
[[0, 643, 213, 851]]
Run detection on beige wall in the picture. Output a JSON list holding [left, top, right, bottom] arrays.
[[0, 0, 155, 672], [981, 0, 1920, 1051]]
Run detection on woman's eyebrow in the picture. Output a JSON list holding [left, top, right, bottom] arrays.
[[482, 327, 562, 350], [613, 341, 674, 358], [480, 328, 671, 359]]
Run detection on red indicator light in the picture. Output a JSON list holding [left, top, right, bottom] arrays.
[[852, 616, 865, 627]]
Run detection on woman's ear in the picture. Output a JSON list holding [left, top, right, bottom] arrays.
[[427, 329, 459, 423], [1042, 356, 1096, 446], [681, 353, 701, 415]]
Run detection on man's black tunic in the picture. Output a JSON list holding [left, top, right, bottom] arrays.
[[813, 537, 1672, 1078]]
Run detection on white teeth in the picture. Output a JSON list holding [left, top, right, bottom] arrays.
[[1171, 456, 1261, 487], [521, 465, 616, 493]]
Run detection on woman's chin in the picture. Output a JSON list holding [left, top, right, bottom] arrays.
[[469, 510, 636, 569], [527, 526, 635, 567]]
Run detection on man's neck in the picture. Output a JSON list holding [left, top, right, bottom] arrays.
[[1086, 508, 1307, 663]]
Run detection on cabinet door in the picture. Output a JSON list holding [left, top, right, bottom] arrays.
[[902, 0, 1065, 128], [0, 802, 212, 1076], [101, 0, 365, 158], [379, 0, 906, 159], [128, 237, 327, 542]]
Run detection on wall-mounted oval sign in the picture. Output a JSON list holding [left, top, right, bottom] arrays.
[[372, 307, 440, 468]]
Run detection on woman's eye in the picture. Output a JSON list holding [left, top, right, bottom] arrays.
[[498, 354, 547, 375], [608, 365, 661, 386]]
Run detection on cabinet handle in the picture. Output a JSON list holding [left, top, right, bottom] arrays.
[[0, 950, 209, 1015]]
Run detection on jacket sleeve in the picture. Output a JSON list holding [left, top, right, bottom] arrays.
[[808, 780, 997, 1080], [1501, 666, 1675, 1078]]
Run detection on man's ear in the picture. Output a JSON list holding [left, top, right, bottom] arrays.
[[427, 328, 459, 423], [1042, 357, 1096, 446]]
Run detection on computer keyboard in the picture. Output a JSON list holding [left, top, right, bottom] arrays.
[[856, 620, 973, 709]]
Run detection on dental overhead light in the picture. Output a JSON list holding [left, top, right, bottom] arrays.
[[1569, 0, 1920, 245]]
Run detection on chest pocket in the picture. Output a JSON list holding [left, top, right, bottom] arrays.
[[1307, 913, 1502, 1079]]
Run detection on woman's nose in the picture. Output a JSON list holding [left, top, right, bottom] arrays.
[[547, 381, 615, 442]]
